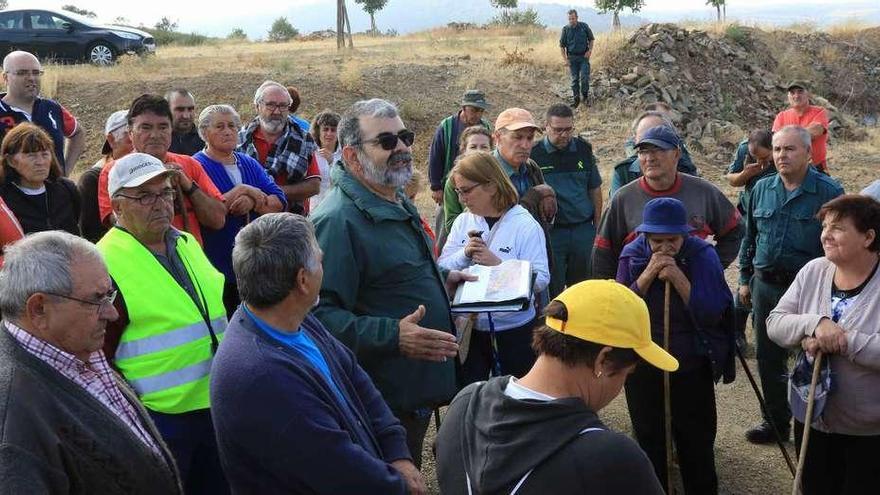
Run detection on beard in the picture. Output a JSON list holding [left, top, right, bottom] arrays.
[[258, 115, 287, 135], [359, 149, 413, 188]]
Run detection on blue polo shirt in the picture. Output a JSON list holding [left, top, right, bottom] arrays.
[[739, 167, 843, 284], [493, 150, 531, 198]]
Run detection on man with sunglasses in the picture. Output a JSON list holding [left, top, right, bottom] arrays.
[[531, 103, 602, 297], [0, 51, 86, 175], [312, 98, 474, 470], [0, 231, 181, 493], [98, 152, 229, 494], [239, 80, 320, 215]]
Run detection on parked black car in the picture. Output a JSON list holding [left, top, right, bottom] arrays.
[[0, 9, 155, 65]]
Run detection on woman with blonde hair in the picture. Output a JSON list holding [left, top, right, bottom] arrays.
[[0, 123, 79, 235], [439, 151, 549, 385]]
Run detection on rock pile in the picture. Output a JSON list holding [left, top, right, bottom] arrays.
[[592, 23, 877, 153]]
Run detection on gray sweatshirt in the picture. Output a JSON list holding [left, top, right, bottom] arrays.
[[767, 256, 880, 436]]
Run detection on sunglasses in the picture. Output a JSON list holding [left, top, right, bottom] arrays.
[[357, 130, 415, 150]]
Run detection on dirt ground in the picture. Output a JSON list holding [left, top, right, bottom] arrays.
[[46, 28, 879, 494]]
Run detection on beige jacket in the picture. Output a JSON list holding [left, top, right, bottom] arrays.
[[768, 256, 880, 435]]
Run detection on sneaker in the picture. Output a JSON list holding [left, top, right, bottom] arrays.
[[745, 421, 789, 444]]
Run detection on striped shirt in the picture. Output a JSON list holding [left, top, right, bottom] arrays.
[[5, 321, 162, 455]]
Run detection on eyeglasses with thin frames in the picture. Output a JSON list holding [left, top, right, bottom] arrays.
[[115, 189, 175, 206], [261, 102, 290, 113], [548, 126, 574, 134], [7, 69, 44, 77], [45, 289, 118, 311], [454, 182, 486, 196], [355, 130, 415, 151]]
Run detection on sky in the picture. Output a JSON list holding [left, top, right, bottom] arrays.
[[10, 0, 876, 36]]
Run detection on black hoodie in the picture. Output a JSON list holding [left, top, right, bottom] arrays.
[[436, 376, 663, 495]]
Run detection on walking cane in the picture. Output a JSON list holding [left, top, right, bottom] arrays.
[[732, 309, 797, 477], [663, 281, 674, 495], [792, 351, 823, 495]]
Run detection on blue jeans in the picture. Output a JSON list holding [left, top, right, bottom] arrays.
[[568, 55, 591, 99], [148, 408, 229, 495]]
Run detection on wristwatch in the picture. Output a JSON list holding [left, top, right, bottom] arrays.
[[184, 181, 200, 196]]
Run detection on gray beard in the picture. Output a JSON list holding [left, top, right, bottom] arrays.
[[359, 151, 413, 189], [259, 116, 286, 135]]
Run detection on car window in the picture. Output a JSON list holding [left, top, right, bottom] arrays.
[[29, 13, 68, 30], [0, 12, 24, 30]]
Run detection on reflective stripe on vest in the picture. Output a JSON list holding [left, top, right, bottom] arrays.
[[115, 317, 228, 361], [97, 227, 226, 414]]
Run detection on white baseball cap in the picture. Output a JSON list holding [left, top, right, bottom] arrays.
[[108, 153, 171, 197], [102, 110, 129, 155]]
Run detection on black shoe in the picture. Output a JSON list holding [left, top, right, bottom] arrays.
[[745, 421, 789, 444], [571, 96, 580, 108], [581, 94, 590, 107]]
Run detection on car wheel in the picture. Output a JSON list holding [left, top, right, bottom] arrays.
[[88, 43, 115, 66]]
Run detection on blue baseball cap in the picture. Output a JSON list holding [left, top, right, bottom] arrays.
[[635, 198, 695, 235], [635, 125, 681, 150]]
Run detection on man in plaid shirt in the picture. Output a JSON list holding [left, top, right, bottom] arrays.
[[0, 231, 180, 493]]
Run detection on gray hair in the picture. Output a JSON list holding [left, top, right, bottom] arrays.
[[0, 231, 104, 319], [164, 88, 195, 103], [197, 104, 242, 141], [630, 110, 676, 136], [338, 98, 400, 150], [232, 213, 321, 308], [253, 80, 291, 106], [774, 125, 812, 151]]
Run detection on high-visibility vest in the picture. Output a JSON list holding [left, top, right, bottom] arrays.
[[97, 227, 226, 414]]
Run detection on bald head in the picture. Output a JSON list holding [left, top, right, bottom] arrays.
[[3, 51, 40, 73]]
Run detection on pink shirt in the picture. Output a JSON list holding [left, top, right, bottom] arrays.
[[5, 321, 162, 455], [772, 105, 829, 171]]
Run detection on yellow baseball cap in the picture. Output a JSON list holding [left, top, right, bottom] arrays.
[[545, 280, 679, 372]]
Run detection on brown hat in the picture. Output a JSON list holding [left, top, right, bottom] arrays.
[[494, 108, 539, 132]]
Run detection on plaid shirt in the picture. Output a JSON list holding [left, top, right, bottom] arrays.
[[5, 321, 163, 455], [238, 118, 317, 183]]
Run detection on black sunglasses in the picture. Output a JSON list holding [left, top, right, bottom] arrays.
[[356, 130, 415, 150]]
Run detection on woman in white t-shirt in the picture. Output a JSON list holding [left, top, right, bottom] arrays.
[[438, 151, 549, 385], [308, 110, 341, 212]]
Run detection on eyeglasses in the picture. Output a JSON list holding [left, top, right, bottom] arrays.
[[454, 182, 485, 196], [356, 130, 415, 151], [261, 102, 290, 113], [115, 189, 175, 206], [7, 69, 44, 77], [636, 147, 673, 157], [549, 126, 574, 134], [45, 289, 117, 311]]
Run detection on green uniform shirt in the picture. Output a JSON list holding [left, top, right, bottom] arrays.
[[530, 136, 601, 225], [311, 163, 456, 412], [727, 139, 777, 213], [739, 167, 844, 284]]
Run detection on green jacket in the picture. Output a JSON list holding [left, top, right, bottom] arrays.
[[311, 163, 456, 412]]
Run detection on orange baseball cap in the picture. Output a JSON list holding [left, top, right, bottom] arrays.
[[494, 107, 539, 132]]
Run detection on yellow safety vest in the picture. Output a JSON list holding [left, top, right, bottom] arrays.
[[97, 227, 226, 414]]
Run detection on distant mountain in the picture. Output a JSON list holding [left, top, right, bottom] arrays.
[[191, 1, 643, 40], [645, 1, 880, 26]]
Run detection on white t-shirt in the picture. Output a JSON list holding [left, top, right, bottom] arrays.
[[504, 377, 556, 402], [224, 163, 243, 186]]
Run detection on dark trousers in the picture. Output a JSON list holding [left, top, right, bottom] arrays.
[[751, 276, 792, 431], [391, 409, 432, 469], [625, 361, 718, 494], [794, 421, 880, 494], [148, 408, 229, 495], [568, 55, 591, 99], [460, 318, 537, 387], [222, 280, 240, 319], [549, 221, 594, 298]]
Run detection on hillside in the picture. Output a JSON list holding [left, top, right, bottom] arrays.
[[43, 22, 880, 494]]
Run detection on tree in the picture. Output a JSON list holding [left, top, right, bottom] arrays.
[[154, 17, 178, 32], [706, 0, 727, 22], [0, 0, 7, 10], [268, 16, 299, 42], [354, 0, 388, 34], [227, 28, 248, 40], [337, 0, 353, 50], [595, 0, 645, 31], [61, 5, 97, 17], [490, 0, 518, 7]]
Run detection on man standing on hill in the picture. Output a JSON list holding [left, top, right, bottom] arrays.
[[428, 90, 492, 242], [560, 9, 594, 108], [166, 88, 205, 156], [0, 51, 86, 175], [772, 81, 830, 173]]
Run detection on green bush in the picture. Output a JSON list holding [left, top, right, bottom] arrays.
[[268, 17, 299, 42], [145, 28, 209, 46], [724, 23, 747, 44], [228, 28, 248, 41], [488, 8, 545, 29]]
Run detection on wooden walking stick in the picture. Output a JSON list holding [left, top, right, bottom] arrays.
[[663, 280, 674, 494], [792, 351, 823, 495]]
